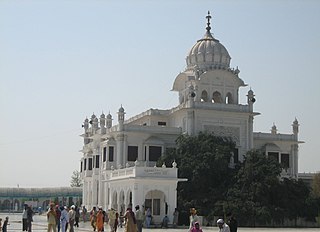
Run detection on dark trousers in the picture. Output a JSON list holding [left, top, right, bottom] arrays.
[[22, 218, 28, 231]]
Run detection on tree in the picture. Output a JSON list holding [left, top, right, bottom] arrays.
[[158, 132, 237, 221], [312, 172, 320, 198], [226, 150, 282, 226], [70, 170, 83, 187]]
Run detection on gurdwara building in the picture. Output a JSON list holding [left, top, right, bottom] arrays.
[[80, 12, 302, 224]]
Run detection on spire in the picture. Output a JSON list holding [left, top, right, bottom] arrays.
[[199, 11, 217, 42], [206, 11, 212, 32]]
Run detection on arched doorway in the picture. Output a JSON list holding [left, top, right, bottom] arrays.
[[144, 190, 166, 224]]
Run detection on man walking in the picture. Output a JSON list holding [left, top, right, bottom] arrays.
[[135, 205, 144, 232]]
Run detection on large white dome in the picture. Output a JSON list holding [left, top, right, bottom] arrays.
[[186, 13, 231, 71]]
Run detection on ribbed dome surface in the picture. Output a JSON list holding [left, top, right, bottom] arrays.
[[186, 30, 231, 70], [186, 12, 231, 71]]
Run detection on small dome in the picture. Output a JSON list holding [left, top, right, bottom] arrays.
[[100, 112, 105, 118], [118, 105, 125, 113], [107, 113, 112, 119], [186, 12, 231, 71]]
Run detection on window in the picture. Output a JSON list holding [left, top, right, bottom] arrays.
[[109, 146, 114, 162], [103, 147, 107, 162], [84, 159, 87, 170], [212, 91, 222, 103], [149, 146, 162, 162], [153, 199, 160, 215], [95, 155, 100, 168], [201, 90, 208, 102], [88, 158, 93, 170], [145, 199, 152, 211], [158, 121, 166, 126], [128, 146, 138, 161], [268, 152, 279, 162], [281, 153, 290, 169], [80, 161, 83, 172], [226, 92, 233, 104], [233, 148, 239, 163]]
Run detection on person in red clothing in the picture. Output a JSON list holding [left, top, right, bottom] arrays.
[[191, 222, 203, 232]]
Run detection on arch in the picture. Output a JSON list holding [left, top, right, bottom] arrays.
[[144, 190, 166, 218], [112, 191, 118, 210], [212, 91, 222, 103], [225, 92, 233, 104], [1, 199, 11, 211], [119, 190, 125, 213], [200, 90, 208, 102]]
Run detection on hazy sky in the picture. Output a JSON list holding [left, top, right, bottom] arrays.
[[1, 0, 319, 187]]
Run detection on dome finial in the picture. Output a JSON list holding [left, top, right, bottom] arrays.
[[206, 11, 212, 32]]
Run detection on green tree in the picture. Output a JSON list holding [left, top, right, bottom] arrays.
[[70, 170, 83, 187], [312, 172, 320, 198], [226, 150, 282, 226], [158, 132, 237, 221]]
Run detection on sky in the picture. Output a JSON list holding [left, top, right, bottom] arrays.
[[0, 0, 319, 187]]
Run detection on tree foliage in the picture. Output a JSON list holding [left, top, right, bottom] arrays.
[[158, 132, 237, 221], [70, 170, 83, 187], [159, 133, 319, 226], [312, 172, 320, 198]]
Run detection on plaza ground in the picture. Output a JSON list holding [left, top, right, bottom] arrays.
[[0, 213, 318, 232]]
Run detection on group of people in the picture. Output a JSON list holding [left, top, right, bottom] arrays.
[[87, 205, 147, 232], [189, 208, 238, 232], [46, 203, 82, 232]]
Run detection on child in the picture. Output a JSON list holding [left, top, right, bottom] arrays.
[[2, 217, 9, 232]]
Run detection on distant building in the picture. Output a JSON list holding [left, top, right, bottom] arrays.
[[80, 12, 303, 224], [0, 187, 82, 211]]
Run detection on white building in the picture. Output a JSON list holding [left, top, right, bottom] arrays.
[[80, 12, 303, 224]]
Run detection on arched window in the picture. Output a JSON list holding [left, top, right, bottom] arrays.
[[212, 91, 222, 103], [201, 90, 208, 102], [226, 92, 233, 104]]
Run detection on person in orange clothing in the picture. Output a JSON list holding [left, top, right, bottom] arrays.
[[96, 207, 104, 232]]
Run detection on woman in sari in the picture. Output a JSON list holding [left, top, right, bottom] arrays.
[[96, 207, 104, 232], [123, 207, 137, 232]]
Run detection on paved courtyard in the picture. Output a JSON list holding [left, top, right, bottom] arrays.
[[1, 213, 319, 232]]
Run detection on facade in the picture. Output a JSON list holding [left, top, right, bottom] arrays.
[[80, 12, 303, 224]]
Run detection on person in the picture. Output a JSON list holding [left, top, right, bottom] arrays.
[[82, 206, 87, 222], [68, 205, 76, 232], [173, 208, 179, 228], [2, 217, 9, 232], [227, 215, 237, 232], [47, 203, 57, 232], [189, 208, 199, 230], [22, 204, 28, 231], [90, 206, 97, 231], [55, 205, 61, 232], [135, 205, 144, 232], [114, 211, 119, 232], [217, 219, 230, 232], [190, 222, 202, 232], [145, 208, 151, 228], [108, 208, 116, 232], [74, 206, 80, 227], [123, 206, 137, 232], [0, 218, 2, 231], [27, 205, 33, 232], [96, 207, 104, 232], [161, 215, 169, 228], [60, 206, 69, 232]]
